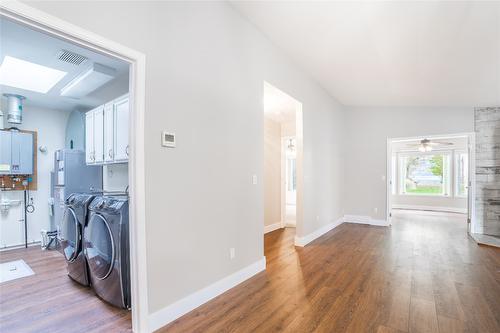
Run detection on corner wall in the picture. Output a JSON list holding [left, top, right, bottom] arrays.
[[24, 1, 346, 319], [475, 107, 500, 235]]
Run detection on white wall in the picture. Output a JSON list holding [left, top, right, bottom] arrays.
[[344, 106, 473, 220], [264, 117, 281, 227], [0, 105, 68, 248], [24, 1, 346, 315]]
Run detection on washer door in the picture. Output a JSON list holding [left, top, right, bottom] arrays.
[[61, 207, 80, 262], [85, 214, 115, 280]]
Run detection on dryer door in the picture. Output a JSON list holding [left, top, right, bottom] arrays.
[[61, 207, 80, 262], [85, 213, 115, 280]]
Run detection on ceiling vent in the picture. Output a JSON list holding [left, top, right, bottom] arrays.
[[57, 50, 87, 66]]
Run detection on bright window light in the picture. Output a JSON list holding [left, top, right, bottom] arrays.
[[0, 56, 67, 93]]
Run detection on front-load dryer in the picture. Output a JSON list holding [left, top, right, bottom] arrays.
[[60, 193, 96, 286], [84, 195, 130, 309]]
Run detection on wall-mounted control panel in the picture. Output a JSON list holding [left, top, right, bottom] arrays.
[[0, 130, 34, 175], [162, 131, 176, 148]]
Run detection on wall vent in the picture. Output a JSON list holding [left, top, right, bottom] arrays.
[[57, 50, 87, 66]]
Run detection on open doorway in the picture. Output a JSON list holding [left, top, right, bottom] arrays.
[[263, 82, 303, 242], [387, 133, 475, 234], [0, 8, 146, 331]]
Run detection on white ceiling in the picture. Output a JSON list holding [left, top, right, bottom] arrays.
[[232, 1, 500, 107], [264, 81, 297, 123], [0, 17, 129, 112]]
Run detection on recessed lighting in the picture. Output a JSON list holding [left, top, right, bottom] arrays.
[[0, 56, 67, 93]]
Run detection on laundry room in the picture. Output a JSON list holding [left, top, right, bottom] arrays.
[[0, 16, 132, 330]]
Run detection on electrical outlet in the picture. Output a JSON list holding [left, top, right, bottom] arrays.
[[229, 248, 236, 260], [252, 175, 258, 185], [374, 207, 378, 214], [316, 215, 320, 221]]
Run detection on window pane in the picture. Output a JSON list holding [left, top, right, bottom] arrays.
[[456, 153, 468, 197], [403, 154, 446, 195]]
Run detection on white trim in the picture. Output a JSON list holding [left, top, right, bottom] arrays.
[[149, 257, 266, 332], [343, 215, 390, 227], [294, 217, 343, 247], [264, 222, 282, 234], [392, 204, 467, 214], [0, 2, 149, 332]]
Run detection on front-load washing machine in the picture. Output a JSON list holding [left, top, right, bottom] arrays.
[[84, 195, 130, 309], [60, 193, 96, 286]]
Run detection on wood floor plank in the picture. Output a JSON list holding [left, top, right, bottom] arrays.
[[0, 246, 131, 332], [409, 297, 439, 333]]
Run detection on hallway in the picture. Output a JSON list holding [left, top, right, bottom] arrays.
[[160, 212, 500, 333]]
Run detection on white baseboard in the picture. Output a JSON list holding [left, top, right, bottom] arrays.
[[149, 257, 266, 331], [392, 204, 467, 214], [294, 217, 344, 247], [264, 222, 282, 234], [343, 215, 390, 227]]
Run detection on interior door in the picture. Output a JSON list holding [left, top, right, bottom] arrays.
[[467, 136, 473, 234]]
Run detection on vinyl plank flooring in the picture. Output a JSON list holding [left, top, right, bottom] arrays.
[[158, 210, 500, 333], [0, 246, 131, 333]]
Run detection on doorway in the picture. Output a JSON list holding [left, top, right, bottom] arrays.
[[263, 81, 303, 242], [0, 3, 148, 332], [386, 133, 475, 234]]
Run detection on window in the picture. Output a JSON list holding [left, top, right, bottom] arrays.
[[399, 153, 450, 196], [455, 152, 468, 197]]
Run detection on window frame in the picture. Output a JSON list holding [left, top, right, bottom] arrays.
[[398, 150, 452, 197]]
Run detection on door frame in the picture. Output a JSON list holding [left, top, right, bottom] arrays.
[[0, 2, 149, 332], [386, 132, 476, 233]]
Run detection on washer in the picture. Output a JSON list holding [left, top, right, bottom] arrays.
[[60, 193, 96, 286], [84, 195, 130, 309]]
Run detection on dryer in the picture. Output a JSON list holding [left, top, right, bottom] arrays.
[[84, 195, 130, 309], [60, 193, 96, 286]]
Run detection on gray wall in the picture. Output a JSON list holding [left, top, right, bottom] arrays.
[[24, 1, 345, 313], [475, 107, 500, 236], [344, 106, 474, 220]]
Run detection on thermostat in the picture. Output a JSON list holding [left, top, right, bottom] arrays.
[[162, 131, 176, 148]]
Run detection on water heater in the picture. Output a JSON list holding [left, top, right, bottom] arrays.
[[0, 130, 34, 175]]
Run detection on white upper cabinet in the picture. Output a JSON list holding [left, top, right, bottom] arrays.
[[85, 111, 94, 164], [113, 95, 129, 162], [85, 94, 129, 165], [104, 103, 114, 163], [93, 106, 105, 164]]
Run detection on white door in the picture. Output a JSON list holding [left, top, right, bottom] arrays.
[[85, 111, 94, 164], [93, 106, 105, 164], [113, 95, 129, 162], [286, 156, 297, 205], [104, 103, 114, 163], [467, 137, 473, 234]]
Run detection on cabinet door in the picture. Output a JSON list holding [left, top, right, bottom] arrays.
[[113, 95, 129, 162], [104, 103, 114, 163], [93, 106, 105, 164], [85, 111, 94, 164]]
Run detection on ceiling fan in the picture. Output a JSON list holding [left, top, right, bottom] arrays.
[[405, 138, 453, 152]]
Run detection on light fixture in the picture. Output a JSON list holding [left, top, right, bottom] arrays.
[[0, 56, 67, 93], [418, 139, 433, 152], [287, 138, 296, 153], [60, 63, 115, 98]]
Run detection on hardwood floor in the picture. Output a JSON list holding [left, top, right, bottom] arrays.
[[0, 246, 131, 333], [159, 210, 500, 333]]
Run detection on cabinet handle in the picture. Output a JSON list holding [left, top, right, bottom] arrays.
[[108, 149, 113, 159], [126, 145, 129, 156]]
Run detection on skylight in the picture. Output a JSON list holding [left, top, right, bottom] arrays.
[[0, 56, 67, 93]]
